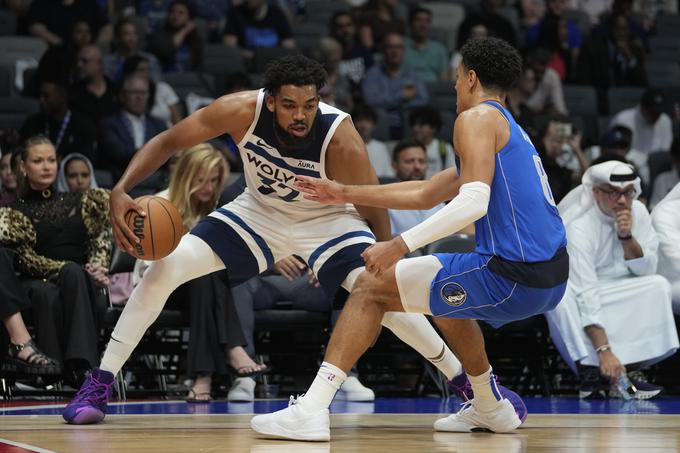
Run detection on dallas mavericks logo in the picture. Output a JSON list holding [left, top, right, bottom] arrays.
[[441, 282, 467, 307]]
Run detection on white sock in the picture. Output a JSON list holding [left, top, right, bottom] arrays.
[[468, 367, 503, 412], [300, 362, 347, 412], [381, 312, 463, 379]]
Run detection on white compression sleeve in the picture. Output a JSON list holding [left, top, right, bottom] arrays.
[[400, 181, 490, 252]]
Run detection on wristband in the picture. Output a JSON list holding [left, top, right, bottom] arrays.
[[617, 234, 632, 241], [596, 344, 611, 354]]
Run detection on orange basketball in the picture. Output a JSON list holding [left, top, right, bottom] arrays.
[[124, 195, 184, 260]]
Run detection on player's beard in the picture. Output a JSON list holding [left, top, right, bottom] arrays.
[[272, 114, 317, 151]]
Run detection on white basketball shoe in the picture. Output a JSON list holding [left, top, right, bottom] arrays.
[[250, 396, 331, 441], [336, 376, 375, 402], [434, 399, 522, 433]]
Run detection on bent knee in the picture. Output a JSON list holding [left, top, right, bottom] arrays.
[[351, 270, 401, 308]]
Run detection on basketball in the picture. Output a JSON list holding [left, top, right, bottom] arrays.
[[124, 195, 183, 260]]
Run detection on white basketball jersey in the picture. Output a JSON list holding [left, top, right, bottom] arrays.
[[237, 89, 357, 220]]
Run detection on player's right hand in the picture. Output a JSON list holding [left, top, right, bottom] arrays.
[[273, 255, 307, 281], [110, 186, 146, 254], [294, 175, 346, 205]]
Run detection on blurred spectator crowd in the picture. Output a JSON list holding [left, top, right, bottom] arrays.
[[1, 0, 680, 401]]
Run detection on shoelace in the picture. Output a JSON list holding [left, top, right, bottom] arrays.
[[74, 376, 113, 405], [288, 394, 305, 407]]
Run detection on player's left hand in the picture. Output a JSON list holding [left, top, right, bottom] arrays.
[[362, 237, 409, 276], [615, 209, 632, 237], [294, 176, 346, 205]]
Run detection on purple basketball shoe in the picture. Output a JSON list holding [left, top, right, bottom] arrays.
[[62, 368, 115, 424], [448, 373, 528, 424]]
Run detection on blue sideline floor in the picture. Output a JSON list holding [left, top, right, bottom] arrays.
[[3, 397, 680, 416]]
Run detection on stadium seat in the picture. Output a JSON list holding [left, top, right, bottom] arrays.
[[253, 47, 300, 73], [425, 234, 475, 255], [0, 36, 47, 61], [655, 14, 680, 37], [164, 71, 215, 100], [0, 9, 17, 36], [201, 45, 245, 94], [645, 59, 680, 88], [563, 85, 598, 115], [607, 86, 645, 117], [422, 2, 465, 49], [0, 97, 39, 129], [649, 36, 680, 62]]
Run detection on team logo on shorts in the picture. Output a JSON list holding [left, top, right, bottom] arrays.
[[441, 282, 467, 307]]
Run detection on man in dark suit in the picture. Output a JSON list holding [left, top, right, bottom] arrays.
[[97, 75, 166, 179]]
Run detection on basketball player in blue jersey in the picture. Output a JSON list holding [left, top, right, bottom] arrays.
[[252, 37, 569, 440], [62, 55, 467, 424]]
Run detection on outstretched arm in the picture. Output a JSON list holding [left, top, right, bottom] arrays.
[[361, 107, 498, 275], [296, 166, 460, 210], [111, 90, 257, 253]]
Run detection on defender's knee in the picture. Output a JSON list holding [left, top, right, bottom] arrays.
[[351, 271, 397, 310]]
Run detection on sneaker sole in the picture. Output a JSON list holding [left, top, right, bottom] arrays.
[[63, 408, 105, 425], [335, 392, 375, 402], [635, 389, 662, 400], [250, 418, 330, 442]]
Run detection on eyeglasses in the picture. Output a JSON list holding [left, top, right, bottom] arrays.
[[597, 188, 636, 200]]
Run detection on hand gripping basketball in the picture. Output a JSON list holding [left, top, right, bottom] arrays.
[[123, 196, 184, 260]]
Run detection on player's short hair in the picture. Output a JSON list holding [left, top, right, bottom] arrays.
[[392, 138, 426, 162], [263, 54, 328, 96], [460, 37, 522, 93]]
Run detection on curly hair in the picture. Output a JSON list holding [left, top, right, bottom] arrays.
[[460, 37, 522, 92], [263, 54, 328, 96]]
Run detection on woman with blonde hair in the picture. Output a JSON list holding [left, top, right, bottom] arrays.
[[135, 143, 267, 402]]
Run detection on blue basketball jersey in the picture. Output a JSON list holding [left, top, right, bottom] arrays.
[[472, 100, 567, 263]]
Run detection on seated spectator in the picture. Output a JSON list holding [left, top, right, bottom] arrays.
[[137, 0, 172, 33], [610, 89, 673, 155], [408, 106, 455, 179], [596, 0, 650, 52], [404, 6, 449, 83], [506, 66, 539, 136], [536, 116, 588, 203], [362, 32, 428, 140], [148, 0, 204, 73], [588, 126, 649, 186], [0, 136, 111, 387], [103, 17, 162, 84], [56, 153, 98, 193], [650, 139, 680, 209], [192, 0, 229, 42], [329, 11, 374, 94], [576, 11, 647, 114], [98, 75, 167, 179], [34, 19, 94, 91], [458, 0, 517, 47], [387, 139, 444, 239], [526, 0, 583, 80], [223, 0, 295, 61], [20, 79, 97, 162], [26, 0, 112, 47], [1, 247, 61, 376], [132, 144, 266, 402], [652, 183, 680, 313], [317, 38, 353, 113], [546, 161, 677, 399], [70, 44, 118, 123], [450, 21, 488, 78], [352, 104, 393, 179], [524, 48, 568, 115], [0, 150, 18, 207], [122, 55, 182, 126], [354, 0, 406, 51]]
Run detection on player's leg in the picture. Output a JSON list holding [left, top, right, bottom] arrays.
[[343, 266, 463, 382], [250, 267, 404, 441], [63, 234, 227, 424]]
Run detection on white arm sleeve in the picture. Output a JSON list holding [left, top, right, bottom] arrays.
[[400, 181, 490, 252]]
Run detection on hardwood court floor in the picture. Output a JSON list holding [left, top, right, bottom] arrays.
[[2, 412, 680, 452]]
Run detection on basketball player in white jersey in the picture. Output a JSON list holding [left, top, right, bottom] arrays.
[[63, 54, 465, 424]]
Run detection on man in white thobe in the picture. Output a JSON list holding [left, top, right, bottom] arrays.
[[652, 183, 680, 314], [545, 161, 678, 399]]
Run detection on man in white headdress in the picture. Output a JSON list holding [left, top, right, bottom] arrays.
[[651, 182, 680, 314], [545, 160, 678, 399]]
